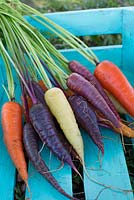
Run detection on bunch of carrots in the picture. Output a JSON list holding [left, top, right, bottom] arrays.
[[1, 57, 134, 199], [0, 1, 134, 200]]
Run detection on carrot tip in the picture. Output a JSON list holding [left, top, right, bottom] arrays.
[[25, 180, 32, 199]]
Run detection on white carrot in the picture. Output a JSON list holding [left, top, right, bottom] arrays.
[[45, 87, 84, 163]]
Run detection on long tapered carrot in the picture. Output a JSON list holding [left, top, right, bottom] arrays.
[[45, 87, 84, 164], [23, 122, 78, 200], [1, 102, 28, 183], [69, 60, 120, 121], [67, 73, 120, 128], [94, 61, 134, 116]]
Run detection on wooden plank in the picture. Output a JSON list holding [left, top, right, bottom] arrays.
[[83, 128, 133, 200], [0, 58, 17, 200], [60, 45, 122, 72], [26, 146, 73, 200], [121, 5, 134, 149], [26, 8, 122, 36], [122, 7, 134, 72]]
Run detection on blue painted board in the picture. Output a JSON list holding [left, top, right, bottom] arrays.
[[26, 8, 122, 36], [122, 7, 134, 72], [26, 146, 72, 200], [83, 129, 133, 200], [60, 45, 122, 72]]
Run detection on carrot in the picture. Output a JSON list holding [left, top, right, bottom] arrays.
[[97, 114, 134, 138], [69, 60, 120, 120], [64, 88, 74, 97], [94, 60, 134, 116], [67, 73, 120, 128], [59, 133, 79, 160], [21, 95, 33, 116], [68, 95, 104, 154], [38, 79, 48, 92], [105, 90, 128, 115], [1, 102, 28, 183], [31, 80, 46, 105], [114, 122, 134, 138], [45, 87, 84, 164], [29, 103, 80, 177], [31, 81, 79, 159], [21, 74, 80, 176], [23, 122, 78, 200]]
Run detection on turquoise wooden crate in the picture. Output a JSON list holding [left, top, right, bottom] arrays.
[[0, 7, 134, 200]]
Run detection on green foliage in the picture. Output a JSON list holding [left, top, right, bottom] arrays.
[[21, 0, 134, 12]]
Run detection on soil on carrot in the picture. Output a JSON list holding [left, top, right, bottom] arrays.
[[124, 137, 134, 189], [72, 161, 85, 200], [14, 173, 26, 200]]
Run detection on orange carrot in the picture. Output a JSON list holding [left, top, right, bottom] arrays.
[[99, 117, 134, 138], [1, 102, 28, 183], [94, 61, 134, 116], [38, 79, 48, 92], [64, 88, 74, 97], [114, 122, 134, 138], [21, 79, 47, 116], [21, 95, 33, 116]]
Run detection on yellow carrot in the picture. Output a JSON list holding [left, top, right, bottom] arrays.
[[45, 87, 84, 163]]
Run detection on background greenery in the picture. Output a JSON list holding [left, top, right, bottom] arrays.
[[20, 0, 134, 48], [21, 0, 134, 12]]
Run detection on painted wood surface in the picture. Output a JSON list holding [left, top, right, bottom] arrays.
[[61, 45, 122, 72], [26, 8, 122, 36], [83, 128, 133, 200], [122, 7, 134, 72], [26, 147, 72, 200]]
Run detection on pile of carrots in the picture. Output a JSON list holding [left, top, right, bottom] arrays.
[[1, 58, 134, 200], [0, 2, 134, 199]]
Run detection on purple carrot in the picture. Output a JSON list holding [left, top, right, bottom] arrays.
[[67, 73, 120, 128], [30, 81, 79, 159], [98, 122, 112, 129], [29, 103, 81, 178], [68, 95, 104, 154], [31, 80, 46, 105], [21, 82, 30, 122], [69, 60, 120, 121], [21, 70, 81, 178], [23, 122, 78, 200], [97, 114, 113, 129]]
